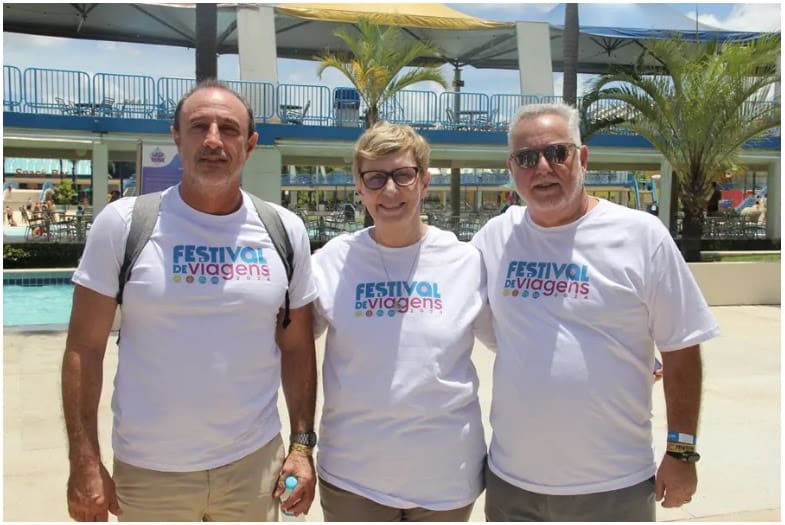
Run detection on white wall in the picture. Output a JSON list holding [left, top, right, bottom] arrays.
[[688, 261, 781, 306]]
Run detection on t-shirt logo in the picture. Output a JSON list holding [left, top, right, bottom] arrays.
[[354, 280, 443, 317], [503, 260, 591, 299], [170, 244, 271, 284]]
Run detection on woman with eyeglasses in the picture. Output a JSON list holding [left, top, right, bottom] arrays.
[[311, 122, 494, 521]]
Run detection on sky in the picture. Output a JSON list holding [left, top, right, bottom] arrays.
[[2, 2, 782, 98]]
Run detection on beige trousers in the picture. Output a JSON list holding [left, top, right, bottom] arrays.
[[113, 434, 285, 522]]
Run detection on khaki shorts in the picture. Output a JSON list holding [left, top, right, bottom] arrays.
[[113, 434, 285, 522], [319, 477, 474, 522]]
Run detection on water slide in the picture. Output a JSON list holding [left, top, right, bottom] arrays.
[[38, 181, 55, 201], [734, 185, 767, 213]]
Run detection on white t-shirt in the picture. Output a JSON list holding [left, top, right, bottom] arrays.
[[73, 185, 317, 471], [312, 226, 494, 510], [472, 199, 719, 495]]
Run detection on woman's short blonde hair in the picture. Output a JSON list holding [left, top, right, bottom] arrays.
[[352, 121, 431, 178]]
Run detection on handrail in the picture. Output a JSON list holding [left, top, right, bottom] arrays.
[[2, 65, 780, 139]]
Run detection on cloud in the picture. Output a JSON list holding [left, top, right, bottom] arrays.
[[688, 3, 781, 31], [4, 33, 61, 48], [723, 4, 781, 31]]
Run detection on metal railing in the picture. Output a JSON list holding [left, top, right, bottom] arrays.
[[2, 65, 780, 139], [93, 72, 156, 118], [3, 65, 23, 111], [23, 67, 90, 114]]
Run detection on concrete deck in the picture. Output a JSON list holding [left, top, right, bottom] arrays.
[[3, 306, 780, 522]]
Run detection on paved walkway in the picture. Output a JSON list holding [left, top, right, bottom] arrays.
[[3, 306, 780, 521]]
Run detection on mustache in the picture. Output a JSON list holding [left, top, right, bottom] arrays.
[[199, 147, 227, 158]]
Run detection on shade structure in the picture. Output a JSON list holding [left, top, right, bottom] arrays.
[[2, 3, 775, 73]]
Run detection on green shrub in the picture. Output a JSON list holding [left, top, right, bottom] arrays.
[[54, 179, 78, 205], [3, 243, 84, 269]]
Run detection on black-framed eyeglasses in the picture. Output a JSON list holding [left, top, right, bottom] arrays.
[[359, 166, 419, 190], [510, 143, 578, 169]]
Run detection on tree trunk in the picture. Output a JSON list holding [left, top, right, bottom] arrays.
[[562, 3, 579, 107], [681, 210, 704, 262], [365, 105, 380, 128], [450, 167, 461, 233], [363, 105, 379, 227]]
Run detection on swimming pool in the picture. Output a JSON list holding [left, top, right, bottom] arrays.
[[3, 270, 75, 330]]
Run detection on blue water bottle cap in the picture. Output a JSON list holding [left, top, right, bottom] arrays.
[[285, 475, 298, 490]]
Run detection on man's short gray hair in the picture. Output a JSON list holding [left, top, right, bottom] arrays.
[[507, 103, 582, 149]]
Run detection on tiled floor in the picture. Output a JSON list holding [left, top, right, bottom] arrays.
[[3, 306, 780, 522]]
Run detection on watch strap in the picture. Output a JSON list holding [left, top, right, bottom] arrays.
[[666, 450, 700, 463], [290, 431, 317, 447], [289, 443, 314, 456]]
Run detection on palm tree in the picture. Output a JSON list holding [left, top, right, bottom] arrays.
[[587, 35, 780, 261], [318, 19, 448, 226], [318, 19, 448, 129], [576, 90, 626, 142]]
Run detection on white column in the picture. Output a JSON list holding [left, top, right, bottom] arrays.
[[516, 22, 554, 96], [658, 159, 673, 231], [91, 142, 109, 217], [766, 160, 780, 241], [237, 5, 278, 120], [237, 5, 278, 83], [242, 147, 282, 203]]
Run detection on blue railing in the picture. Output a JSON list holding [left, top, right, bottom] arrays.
[[281, 171, 511, 187], [2, 65, 780, 139], [3, 65, 23, 111], [93, 72, 156, 118]]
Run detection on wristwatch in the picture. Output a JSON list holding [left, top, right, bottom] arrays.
[[666, 450, 701, 463], [290, 431, 318, 448]]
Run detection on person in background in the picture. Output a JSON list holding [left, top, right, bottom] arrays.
[[706, 181, 722, 215], [312, 122, 495, 521], [61, 79, 318, 522], [473, 103, 719, 521], [5, 205, 17, 226]]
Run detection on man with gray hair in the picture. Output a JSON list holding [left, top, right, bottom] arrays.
[[472, 103, 718, 521]]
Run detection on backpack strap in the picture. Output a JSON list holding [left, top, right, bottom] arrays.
[[117, 191, 162, 305], [248, 193, 295, 328], [117, 191, 295, 330]]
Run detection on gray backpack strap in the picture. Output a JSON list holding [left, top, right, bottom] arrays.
[[117, 192, 162, 305], [248, 194, 295, 328]]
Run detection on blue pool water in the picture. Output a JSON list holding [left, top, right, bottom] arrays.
[[3, 271, 75, 328]]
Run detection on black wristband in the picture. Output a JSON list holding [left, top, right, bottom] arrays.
[[666, 450, 701, 463]]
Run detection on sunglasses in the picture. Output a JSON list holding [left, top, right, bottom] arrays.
[[359, 166, 419, 190], [510, 143, 578, 169]]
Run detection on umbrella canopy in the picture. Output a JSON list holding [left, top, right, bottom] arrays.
[[273, 3, 514, 69], [2, 3, 774, 73]]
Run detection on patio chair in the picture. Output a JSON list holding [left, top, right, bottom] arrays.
[[99, 97, 116, 116], [445, 108, 469, 130], [23, 210, 50, 241], [285, 100, 310, 125], [55, 97, 77, 115]]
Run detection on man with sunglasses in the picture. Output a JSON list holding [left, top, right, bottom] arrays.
[[472, 103, 718, 521]]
